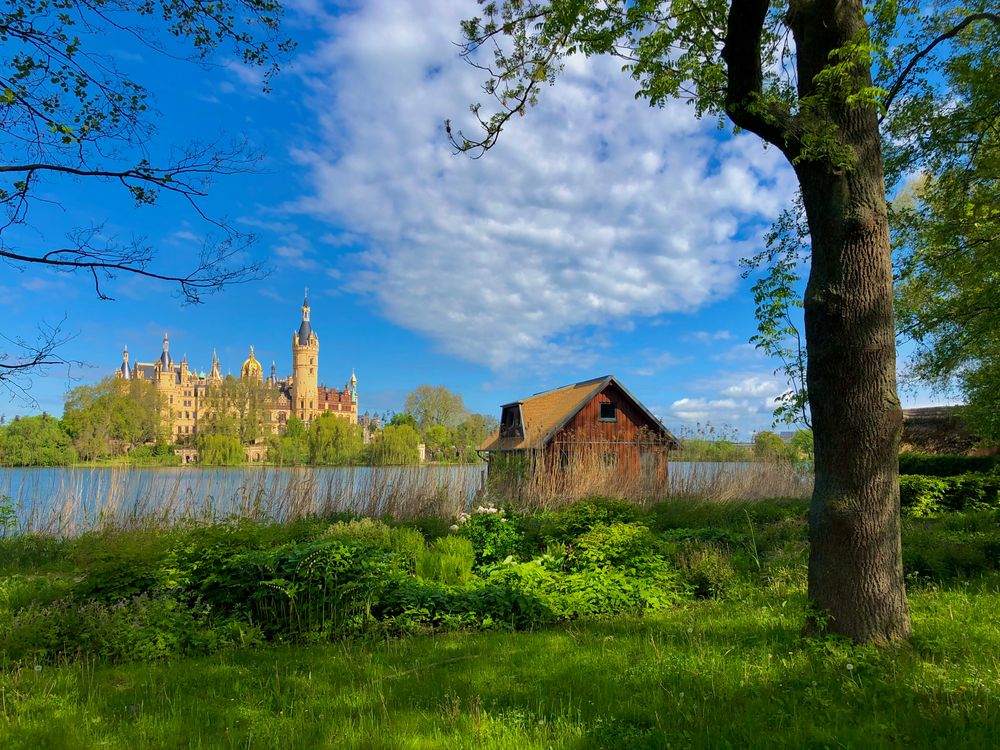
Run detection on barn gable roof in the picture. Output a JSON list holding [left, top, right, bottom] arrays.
[[480, 375, 678, 452]]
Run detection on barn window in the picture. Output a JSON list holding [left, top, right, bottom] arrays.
[[599, 402, 617, 422], [500, 404, 524, 439]]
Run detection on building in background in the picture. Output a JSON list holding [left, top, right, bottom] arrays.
[[115, 294, 358, 442]]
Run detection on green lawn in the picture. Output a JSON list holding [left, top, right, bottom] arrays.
[[3, 584, 998, 749]]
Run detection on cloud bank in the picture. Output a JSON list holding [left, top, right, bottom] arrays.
[[291, 0, 796, 371]]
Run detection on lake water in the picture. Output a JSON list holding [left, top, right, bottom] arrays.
[[0, 462, 811, 534]]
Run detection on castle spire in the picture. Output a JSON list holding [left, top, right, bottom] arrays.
[[160, 333, 170, 369], [119, 345, 131, 380], [209, 349, 222, 382]]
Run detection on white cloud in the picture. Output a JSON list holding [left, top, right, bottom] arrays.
[[290, 0, 796, 371], [665, 370, 792, 436], [273, 234, 319, 270], [685, 330, 735, 344], [722, 375, 782, 399]]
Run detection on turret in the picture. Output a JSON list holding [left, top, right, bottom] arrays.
[[180, 354, 189, 383], [158, 333, 173, 386], [349, 369, 358, 404], [209, 350, 222, 382], [291, 290, 319, 422], [117, 345, 131, 380]]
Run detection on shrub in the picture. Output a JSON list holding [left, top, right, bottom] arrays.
[[69, 528, 176, 601], [898, 451, 1000, 477], [899, 475, 949, 517], [572, 522, 664, 570], [671, 542, 738, 598], [251, 538, 408, 637], [537, 498, 643, 543], [321, 518, 426, 569], [458, 506, 524, 567], [900, 474, 1000, 516], [903, 521, 1000, 579], [416, 536, 475, 586], [4, 593, 221, 663]]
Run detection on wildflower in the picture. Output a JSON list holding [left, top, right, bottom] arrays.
[[449, 524, 459, 532], [34, 664, 42, 672], [846, 663, 854, 672]]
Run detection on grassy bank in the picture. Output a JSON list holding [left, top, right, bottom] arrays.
[[2, 584, 999, 748], [2, 498, 999, 747]]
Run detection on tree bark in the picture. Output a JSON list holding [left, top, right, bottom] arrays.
[[789, 0, 911, 642]]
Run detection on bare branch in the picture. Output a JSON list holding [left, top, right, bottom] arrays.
[[881, 12, 1000, 119]]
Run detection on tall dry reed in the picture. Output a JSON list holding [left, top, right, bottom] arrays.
[[1, 465, 485, 536]]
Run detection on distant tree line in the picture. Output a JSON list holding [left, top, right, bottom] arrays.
[[0, 379, 496, 468]]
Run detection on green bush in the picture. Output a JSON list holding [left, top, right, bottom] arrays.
[[899, 451, 1000, 477], [4, 593, 221, 663], [321, 518, 426, 569], [903, 514, 1000, 579], [416, 536, 475, 586], [458, 507, 524, 566], [900, 475, 950, 517], [900, 474, 1000, 516], [251, 538, 409, 637], [572, 522, 664, 569], [536, 498, 643, 543], [671, 542, 738, 598], [69, 528, 176, 601]]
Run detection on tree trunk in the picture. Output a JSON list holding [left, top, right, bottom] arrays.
[[790, 0, 911, 643]]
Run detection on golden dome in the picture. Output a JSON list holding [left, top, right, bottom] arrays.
[[241, 345, 263, 381]]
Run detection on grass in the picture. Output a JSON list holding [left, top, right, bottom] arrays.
[[2, 497, 999, 748], [2, 584, 998, 748]]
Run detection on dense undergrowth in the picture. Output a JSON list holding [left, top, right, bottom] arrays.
[[2, 497, 999, 665], [2, 497, 999, 747]]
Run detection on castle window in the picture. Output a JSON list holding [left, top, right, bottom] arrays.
[[185, 411, 189, 419]]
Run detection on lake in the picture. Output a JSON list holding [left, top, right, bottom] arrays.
[[0, 462, 811, 534]]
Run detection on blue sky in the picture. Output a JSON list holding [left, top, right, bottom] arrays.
[[1, 0, 950, 438]]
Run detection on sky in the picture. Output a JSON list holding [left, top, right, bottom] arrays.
[[0, 0, 951, 439]]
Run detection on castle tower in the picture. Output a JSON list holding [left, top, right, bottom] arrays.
[[117, 345, 131, 380], [209, 350, 222, 383], [291, 291, 319, 422], [158, 333, 174, 388]]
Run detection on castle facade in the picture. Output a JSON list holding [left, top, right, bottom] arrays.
[[114, 294, 358, 441]]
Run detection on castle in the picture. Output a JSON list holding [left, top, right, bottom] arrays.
[[114, 294, 358, 441]]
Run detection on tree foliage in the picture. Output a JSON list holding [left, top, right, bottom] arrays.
[[446, 0, 1000, 642], [62, 377, 165, 460], [0, 0, 293, 398], [366, 424, 421, 466], [404, 385, 467, 431], [198, 376, 277, 444], [889, 9, 1000, 443], [0, 413, 76, 465], [308, 412, 364, 466]]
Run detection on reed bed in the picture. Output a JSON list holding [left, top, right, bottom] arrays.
[[0, 457, 812, 537], [0, 466, 485, 536], [482, 449, 812, 510]]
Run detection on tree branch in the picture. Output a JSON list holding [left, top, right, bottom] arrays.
[[721, 0, 801, 159], [881, 12, 1000, 118]]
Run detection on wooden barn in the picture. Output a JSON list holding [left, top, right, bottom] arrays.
[[479, 375, 679, 488]]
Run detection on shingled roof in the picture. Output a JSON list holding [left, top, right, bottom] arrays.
[[480, 375, 678, 452]]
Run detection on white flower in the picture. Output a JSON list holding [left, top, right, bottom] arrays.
[[449, 524, 459, 532], [846, 663, 854, 671], [34, 665, 42, 672]]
